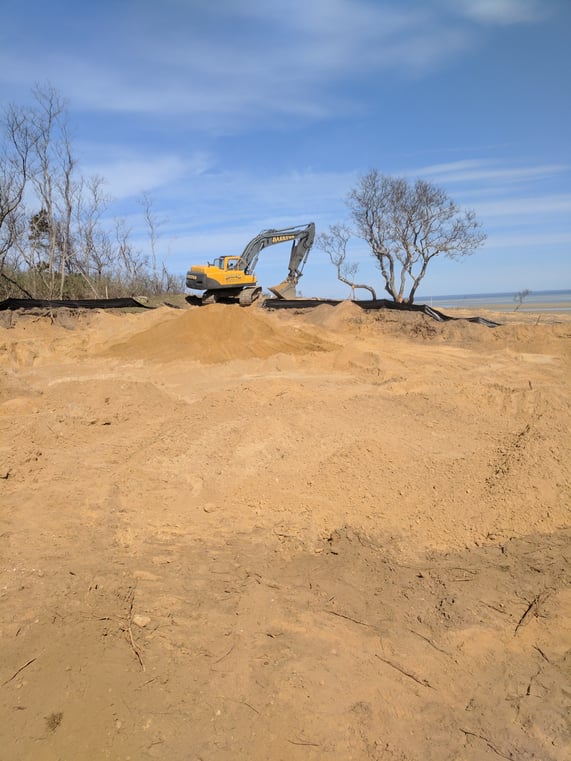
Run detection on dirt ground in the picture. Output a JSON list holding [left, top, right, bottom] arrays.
[[1, 301, 570, 761]]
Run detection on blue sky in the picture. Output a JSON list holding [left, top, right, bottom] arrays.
[[1, 0, 570, 298]]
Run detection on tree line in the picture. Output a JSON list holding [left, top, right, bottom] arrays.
[[0, 85, 181, 301]]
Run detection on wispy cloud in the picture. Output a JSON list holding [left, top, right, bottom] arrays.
[[473, 194, 571, 218], [486, 230, 571, 248], [0, 0, 476, 128], [411, 159, 569, 185], [82, 154, 201, 200], [449, 0, 546, 25], [164, 167, 357, 239]]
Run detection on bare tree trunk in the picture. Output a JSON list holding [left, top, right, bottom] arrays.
[[29, 86, 66, 298], [336, 269, 376, 300], [140, 192, 163, 290], [57, 126, 75, 298]]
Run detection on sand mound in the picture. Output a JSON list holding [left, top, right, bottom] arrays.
[[101, 304, 335, 364], [302, 300, 365, 331]]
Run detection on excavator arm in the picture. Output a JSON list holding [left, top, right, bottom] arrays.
[[241, 222, 315, 298]]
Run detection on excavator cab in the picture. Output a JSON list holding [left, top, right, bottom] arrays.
[[211, 256, 245, 272], [224, 257, 246, 272]]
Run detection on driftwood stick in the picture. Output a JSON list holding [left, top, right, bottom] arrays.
[[1, 657, 38, 687], [375, 655, 434, 689], [460, 728, 515, 759], [327, 610, 374, 628], [126, 588, 145, 671], [407, 628, 451, 655]]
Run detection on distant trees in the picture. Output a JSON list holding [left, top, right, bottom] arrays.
[[323, 171, 486, 304], [0, 84, 181, 300]]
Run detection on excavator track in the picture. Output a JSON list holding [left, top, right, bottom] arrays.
[[238, 286, 262, 306], [202, 291, 218, 305]]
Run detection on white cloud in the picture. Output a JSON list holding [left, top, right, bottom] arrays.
[[410, 159, 569, 185], [473, 194, 571, 218], [83, 155, 190, 199], [449, 0, 545, 25], [163, 167, 358, 228], [485, 230, 571, 247]]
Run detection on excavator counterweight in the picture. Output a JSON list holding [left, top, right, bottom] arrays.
[[186, 223, 315, 306]]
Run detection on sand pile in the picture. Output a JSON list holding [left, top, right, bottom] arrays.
[[0, 307, 184, 369], [301, 299, 365, 331], [101, 304, 336, 364]]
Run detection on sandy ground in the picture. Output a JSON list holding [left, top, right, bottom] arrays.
[[1, 301, 570, 761]]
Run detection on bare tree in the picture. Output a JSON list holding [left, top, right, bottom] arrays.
[[139, 191, 167, 290], [514, 289, 531, 310], [27, 85, 68, 297], [54, 118, 76, 298], [347, 171, 486, 303], [0, 104, 37, 296], [113, 218, 150, 293], [73, 175, 113, 295], [317, 224, 376, 299]]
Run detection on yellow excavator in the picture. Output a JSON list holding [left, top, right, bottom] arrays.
[[185, 222, 315, 306]]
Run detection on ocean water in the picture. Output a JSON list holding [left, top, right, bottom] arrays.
[[416, 289, 571, 312]]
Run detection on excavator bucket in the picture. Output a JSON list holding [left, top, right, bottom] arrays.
[[268, 278, 297, 300]]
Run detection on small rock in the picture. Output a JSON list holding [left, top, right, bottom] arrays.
[[132, 615, 151, 628]]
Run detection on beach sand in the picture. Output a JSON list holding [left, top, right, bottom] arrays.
[[1, 301, 570, 760]]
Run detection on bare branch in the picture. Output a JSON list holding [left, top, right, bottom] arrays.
[[317, 224, 376, 299]]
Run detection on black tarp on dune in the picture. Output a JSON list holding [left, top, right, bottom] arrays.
[[0, 297, 153, 311], [0, 296, 500, 327], [263, 298, 501, 327]]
